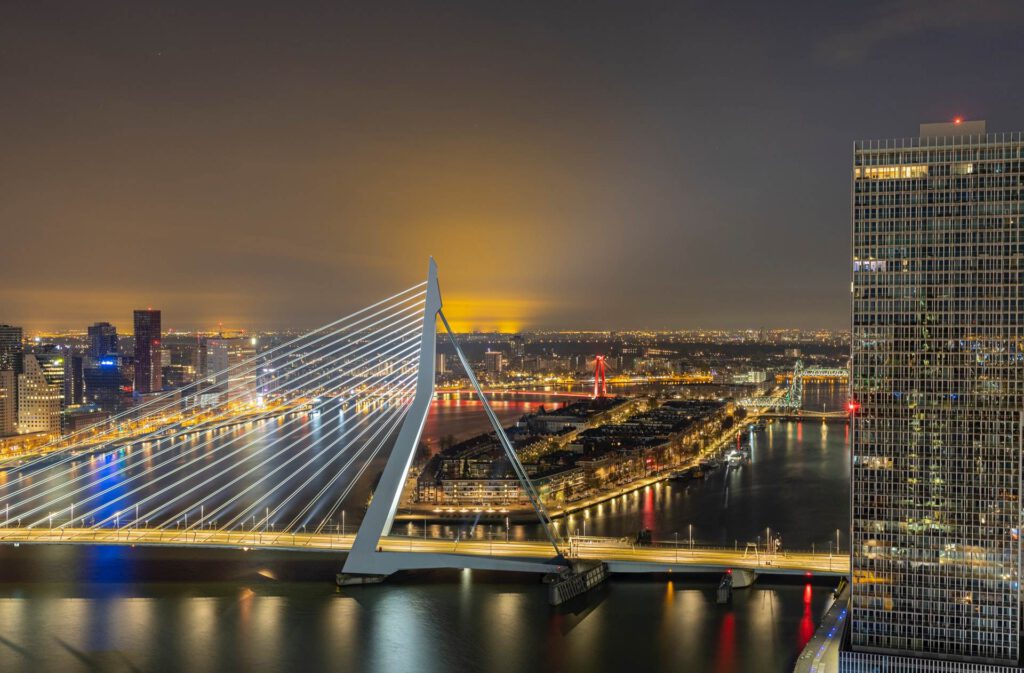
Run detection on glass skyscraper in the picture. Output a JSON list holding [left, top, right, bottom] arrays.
[[133, 309, 162, 394], [844, 121, 1024, 671]]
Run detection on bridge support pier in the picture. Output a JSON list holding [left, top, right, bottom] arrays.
[[336, 572, 388, 587], [545, 560, 609, 606], [718, 569, 756, 603], [730, 568, 757, 589]]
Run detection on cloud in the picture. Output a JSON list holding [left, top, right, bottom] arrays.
[[820, 0, 1024, 64]]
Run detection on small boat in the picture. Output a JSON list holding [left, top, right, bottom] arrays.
[[669, 468, 694, 482]]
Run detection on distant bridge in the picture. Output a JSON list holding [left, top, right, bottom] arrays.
[[737, 361, 849, 412]]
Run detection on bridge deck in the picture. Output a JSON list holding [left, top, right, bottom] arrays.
[[0, 528, 850, 576]]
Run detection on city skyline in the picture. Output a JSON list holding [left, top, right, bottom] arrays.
[[5, 2, 1024, 332], [5, 4, 1024, 673]]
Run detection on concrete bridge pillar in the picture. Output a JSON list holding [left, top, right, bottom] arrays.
[[730, 568, 757, 589]]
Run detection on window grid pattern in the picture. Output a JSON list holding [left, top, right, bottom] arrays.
[[851, 134, 1024, 665], [842, 650, 1022, 672]]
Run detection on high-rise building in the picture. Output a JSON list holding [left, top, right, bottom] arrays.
[[33, 348, 66, 405], [510, 334, 525, 358], [161, 337, 199, 388], [436, 352, 447, 375], [63, 352, 84, 406], [484, 350, 503, 379], [0, 324, 23, 372], [83, 355, 131, 412], [87, 322, 118, 358], [203, 337, 258, 400], [133, 310, 162, 394], [0, 369, 15, 436], [845, 121, 1024, 670], [17, 354, 62, 435]]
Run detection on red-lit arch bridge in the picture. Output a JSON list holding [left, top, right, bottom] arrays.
[[0, 260, 847, 582]]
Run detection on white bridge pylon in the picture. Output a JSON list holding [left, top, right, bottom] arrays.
[[343, 258, 567, 577]]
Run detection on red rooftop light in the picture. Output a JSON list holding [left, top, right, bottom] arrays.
[[954, 117, 963, 124]]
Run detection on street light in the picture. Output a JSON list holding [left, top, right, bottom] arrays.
[[836, 528, 841, 555], [689, 524, 693, 550], [674, 532, 678, 562]]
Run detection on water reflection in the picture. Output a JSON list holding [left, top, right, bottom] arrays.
[[0, 545, 838, 673]]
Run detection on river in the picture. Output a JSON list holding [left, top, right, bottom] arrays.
[[0, 385, 850, 673]]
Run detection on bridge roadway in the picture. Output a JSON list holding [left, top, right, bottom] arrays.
[[0, 527, 849, 577]]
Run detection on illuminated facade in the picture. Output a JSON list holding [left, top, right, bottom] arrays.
[[83, 355, 130, 412], [0, 369, 15, 436], [484, 350, 503, 378], [845, 121, 1024, 670], [203, 337, 258, 400], [87, 322, 118, 358], [0, 324, 22, 372], [17, 354, 62, 435], [133, 309, 162, 394]]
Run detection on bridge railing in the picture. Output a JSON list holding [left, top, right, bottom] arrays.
[[0, 525, 846, 557]]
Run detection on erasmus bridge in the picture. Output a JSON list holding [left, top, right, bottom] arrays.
[[0, 260, 848, 585]]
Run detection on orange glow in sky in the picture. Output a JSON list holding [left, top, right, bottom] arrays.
[[440, 296, 546, 333]]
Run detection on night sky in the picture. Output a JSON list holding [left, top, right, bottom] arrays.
[[4, 1, 1024, 332]]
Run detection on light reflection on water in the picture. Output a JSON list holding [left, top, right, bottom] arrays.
[[0, 543, 835, 673]]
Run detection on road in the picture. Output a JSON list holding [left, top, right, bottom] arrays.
[[0, 527, 850, 576]]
